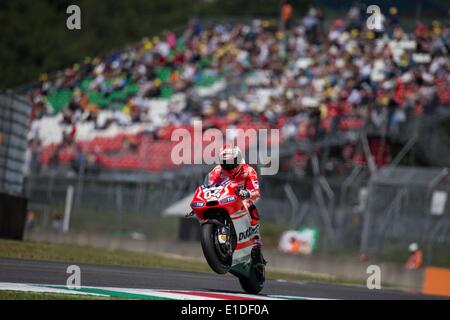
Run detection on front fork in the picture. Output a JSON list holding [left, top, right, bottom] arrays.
[[217, 223, 232, 255], [198, 218, 233, 256]]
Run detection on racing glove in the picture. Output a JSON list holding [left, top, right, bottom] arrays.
[[237, 189, 251, 200]]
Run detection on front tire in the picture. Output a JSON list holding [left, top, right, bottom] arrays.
[[200, 223, 232, 274]]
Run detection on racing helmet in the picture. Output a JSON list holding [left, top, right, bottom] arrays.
[[219, 145, 244, 175]]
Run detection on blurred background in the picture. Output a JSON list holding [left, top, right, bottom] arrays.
[[0, 0, 449, 291]]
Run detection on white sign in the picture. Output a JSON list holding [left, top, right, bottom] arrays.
[[279, 228, 319, 255], [430, 190, 447, 216]]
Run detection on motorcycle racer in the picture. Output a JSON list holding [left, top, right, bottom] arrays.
[[204, 145, 266, 269]]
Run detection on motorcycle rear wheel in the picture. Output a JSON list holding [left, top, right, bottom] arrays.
[[200, 223, 232, 274], [238, 266, 265, 294]]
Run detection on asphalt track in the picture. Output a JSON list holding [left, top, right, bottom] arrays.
[[0, 258, 445, 300]]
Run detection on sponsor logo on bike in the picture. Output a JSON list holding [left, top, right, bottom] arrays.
[[238, 225, 259, 241]]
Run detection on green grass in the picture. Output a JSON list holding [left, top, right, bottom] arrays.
[[29, 204, 287, 246], [260, 222, 290, 247], [0, 239, 363, 286], [0, 240, 210, 273], [29, 204, 180, 240], [0, 291, 115, 300]]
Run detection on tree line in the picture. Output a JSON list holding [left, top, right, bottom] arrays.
[[0, 0, 311, 90]]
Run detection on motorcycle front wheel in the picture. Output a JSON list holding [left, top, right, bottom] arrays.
[[200, 223, 232, 274]]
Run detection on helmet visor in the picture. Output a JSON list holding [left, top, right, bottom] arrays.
[[220, 162, 239, 172]]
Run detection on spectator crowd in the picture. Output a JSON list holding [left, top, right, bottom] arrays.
[[26, 4, 450, 175]]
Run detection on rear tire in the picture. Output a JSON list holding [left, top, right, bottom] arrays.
[[200, 223, 232, 274], [239, 266, 265, 295]]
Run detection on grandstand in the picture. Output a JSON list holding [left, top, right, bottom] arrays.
[[24, 10, 450, 176]]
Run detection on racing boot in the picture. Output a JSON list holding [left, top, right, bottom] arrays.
[[251, 232, 267, 271], [248, 205, 266, 270]]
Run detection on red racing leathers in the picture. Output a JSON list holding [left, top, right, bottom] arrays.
[[205, 164, 262, 247]]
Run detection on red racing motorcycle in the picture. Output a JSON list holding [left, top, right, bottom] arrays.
[[189, 179, 265, 294]]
